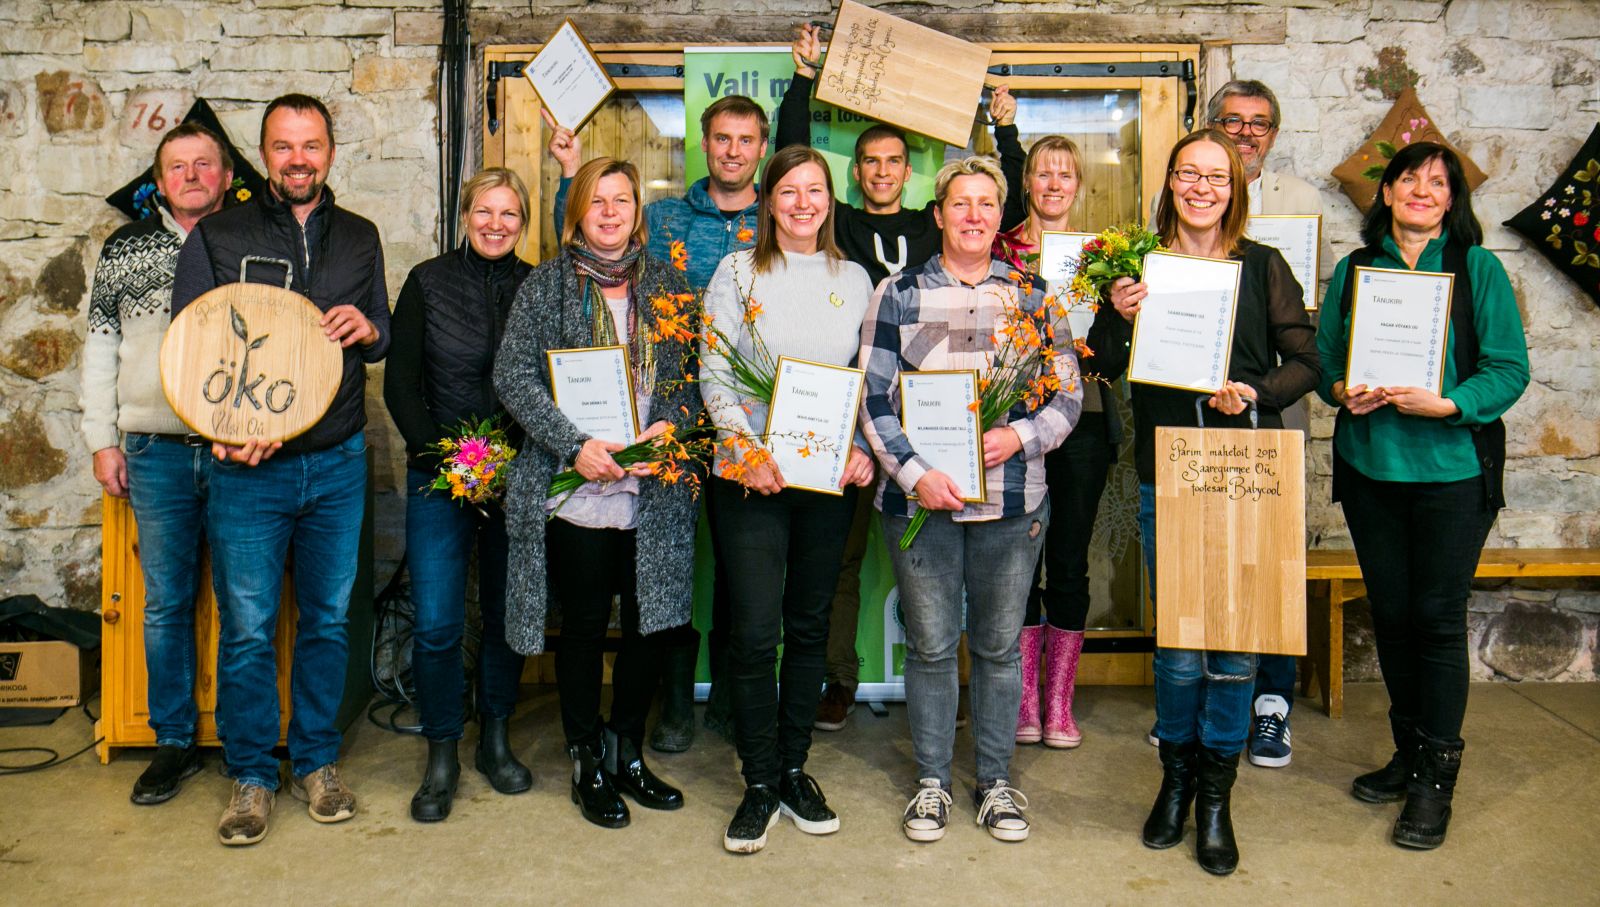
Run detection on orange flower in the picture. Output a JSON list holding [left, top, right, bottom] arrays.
[[796, 445, 812, 459], [1073, 337, 1094, 360], [744, 298, 763, 323], [669, 240, 688, 272], [736, 225, 754, 244]]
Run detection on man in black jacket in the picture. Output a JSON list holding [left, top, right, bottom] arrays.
[[171, 94, 389, 847]]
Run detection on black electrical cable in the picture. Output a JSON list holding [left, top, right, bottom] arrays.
[[0, 700, 104, 775]]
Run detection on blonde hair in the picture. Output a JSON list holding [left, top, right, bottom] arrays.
[[933, 155, 1008, 209], [458, 168, 530, 244], [1022, 135, 1083, 212], [1152, 129, 1250, 258], [561, 157, 648, 249]]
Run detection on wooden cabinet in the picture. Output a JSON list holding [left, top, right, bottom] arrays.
[[96, 494, 296, 762]]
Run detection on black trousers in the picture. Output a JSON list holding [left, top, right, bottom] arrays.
[[546, 518, 662, 748], [1336, 454, 1495, 742], [710, 477, 856, 788], [1026, 411, 1114, 631]]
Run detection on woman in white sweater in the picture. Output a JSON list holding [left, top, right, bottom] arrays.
[[699, 144, 876, 854]]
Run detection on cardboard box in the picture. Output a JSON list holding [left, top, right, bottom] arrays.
[[0, 641, 96, 707]]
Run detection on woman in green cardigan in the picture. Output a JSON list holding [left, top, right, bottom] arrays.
[[1317, 142, 1529, 851]]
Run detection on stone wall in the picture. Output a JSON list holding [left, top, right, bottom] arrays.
[[1, 0, 1595, 680]]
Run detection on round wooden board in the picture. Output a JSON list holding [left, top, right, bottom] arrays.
[[160, 283, 343, 444]]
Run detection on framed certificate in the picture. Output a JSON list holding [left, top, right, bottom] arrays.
[[526, 19, 616, 132], [1345, 266, 1453, 395], [546, 345, 639, 445], [1129, 251, 1242, 394], [1247, 214, 1321, 310], [1038, 231, 1095, 283], [763, 357, 866, 496], [899, 369, 985, 504]]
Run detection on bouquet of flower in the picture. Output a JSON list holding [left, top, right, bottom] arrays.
[[1070, 224, 1165, 301], [428, 417, 517, 509], [546, 417, 714, 517], [899, 277, 1069, 549]]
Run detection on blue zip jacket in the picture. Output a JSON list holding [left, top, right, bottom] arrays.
[[553, 176, 760, 292]]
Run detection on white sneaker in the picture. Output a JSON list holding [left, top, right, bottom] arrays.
[[902, 778, 952, 842], [974, 780, 1030, 842]]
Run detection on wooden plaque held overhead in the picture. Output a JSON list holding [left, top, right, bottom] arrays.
[[815, 0, 992, 147], [160, 281, 342, 445], [1154, 424, 1307, 656]]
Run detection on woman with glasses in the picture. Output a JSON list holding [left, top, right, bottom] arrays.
[[1101, 129, 1319, 875]]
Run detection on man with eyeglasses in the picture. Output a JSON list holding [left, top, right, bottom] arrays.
[[1205, 79, 1321, 774]]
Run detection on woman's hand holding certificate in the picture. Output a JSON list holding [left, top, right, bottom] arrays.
[[762, 357, 867, 495], [547, 346, 639, 445], [1126, 251, 1242, 393], [1345, 266, 1452, 395]]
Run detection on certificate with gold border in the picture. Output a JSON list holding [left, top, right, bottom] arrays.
[[764, 356, 866, 496], [1038, 231, 1095, 283], [1129, 250, 1242, 394], [899, 369, 985, 504], [1247, 214, 1321, 310], [526, 19, 616, 132], [1345, 266, 1452, 395], [547, 345, 639, 445]]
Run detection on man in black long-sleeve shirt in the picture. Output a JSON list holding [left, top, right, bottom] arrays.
[[170, 94, 389, 847], [779, 24, 1028, 731]]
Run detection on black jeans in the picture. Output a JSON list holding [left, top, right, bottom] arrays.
[[1026, 411, 1114, 631], [1336, 454, 1495, 742], [710, 477, 856, 788], [546, 518, 662, 748]]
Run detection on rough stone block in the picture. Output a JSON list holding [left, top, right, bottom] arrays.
[[302, 10, 394, 37], [0, 27, 84, 55], [35, 145, 109, 195], [0, 81, 26, 139], [0, 326, 79, 379], [131, 7, 222, 44], [1446, 0, 1600, 40], [211, 40, 353, 74], [1478, 602, 1583, 680], [84, 4, 131, 42], [351, 56, 437, 94], [1458, 84, 1557, 130], [34, 71, 107, 135], [1287, 9, 1369, 44], [34, 240, 88, 312], [83, 43, 206, 74], [1371, 0, 1443, 20], [199, 71, 340, 104], [395, 11, 443, 45], [0, 409, 68, 490]]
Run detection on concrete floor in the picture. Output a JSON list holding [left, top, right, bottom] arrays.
[[1, 682, 1596, 905]]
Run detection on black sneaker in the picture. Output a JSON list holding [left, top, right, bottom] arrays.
[[724, 784, 782, 854], [130, 744, 202, 805], [902, 778, 952, 842], [778, 769, 839, 835], [973, 779, 1031, 842]]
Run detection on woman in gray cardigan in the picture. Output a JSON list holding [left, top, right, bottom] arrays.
[[493, 157, 702, 829]]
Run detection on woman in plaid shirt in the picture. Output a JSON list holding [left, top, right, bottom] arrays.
[[858, 156, 1082, 844]]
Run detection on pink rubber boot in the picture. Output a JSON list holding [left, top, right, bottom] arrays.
[[1015, 625, 1044, 744], [1043, 626, 1084, 748]]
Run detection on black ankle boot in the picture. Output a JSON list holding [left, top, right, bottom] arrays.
[[1392, 734, 1463, 850], [475, 715, 532, 795], [1194, 747, 1241, 875], [570, 739, 630, 828], [1353, 712, 1419, 804], [1142, 739, 1198, 849], [650, 640, 698, 754], [605, 727, 684, 811], [411, 738, 460, 822]]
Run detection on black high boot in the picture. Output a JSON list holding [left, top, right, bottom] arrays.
[[1142, 739, 1198, 849], [1392, 734, 1463, 850], [605, 727, 684, 811], [570, 739, 630, 828], [475, 715, 533, 794], [410, 738, 460, 823], [1194, 747, 1241, 876], [650, 640, 697, 754], [1353, 712, 1420, 804]]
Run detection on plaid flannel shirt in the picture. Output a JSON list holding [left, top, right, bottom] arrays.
[[858, 254, 1082, 521]]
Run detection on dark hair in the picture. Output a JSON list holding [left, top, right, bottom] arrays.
[[1359, 141, 1482, 249], [260, 93, 335, 147], [853, 124, 908, 162], [1152, 128, 1250, 257], [153, 121, 233, 176], [753, 144, 842, 274], [699, 95, 768, 141]]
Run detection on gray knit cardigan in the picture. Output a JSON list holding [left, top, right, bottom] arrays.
[[493, 249, 702, 656]]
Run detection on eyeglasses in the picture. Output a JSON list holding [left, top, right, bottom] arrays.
[[1171, 169, 1232, 187], [1213, 115, 1276, 137]]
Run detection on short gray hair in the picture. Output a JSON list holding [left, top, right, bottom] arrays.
[[1206, 80, 1281, 129], [933, 155, 1008, 209]]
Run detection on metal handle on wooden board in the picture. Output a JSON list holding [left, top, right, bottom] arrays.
[[1194, 395, 1258, 430], [239, 256, 294, 290]]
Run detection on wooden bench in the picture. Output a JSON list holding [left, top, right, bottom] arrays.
[[1300, 548, 1600, 718]]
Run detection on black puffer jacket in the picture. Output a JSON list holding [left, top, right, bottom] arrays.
[[384, 244, 533, 469]]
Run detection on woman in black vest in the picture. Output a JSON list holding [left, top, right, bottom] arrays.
[[1316, 143, 1529, 849], [384, 168, 534, 822]]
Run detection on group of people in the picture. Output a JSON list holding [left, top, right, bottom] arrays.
[[82, 23, 1528, 874]]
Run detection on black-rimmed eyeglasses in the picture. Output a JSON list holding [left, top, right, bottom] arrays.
[[1171, 169, 1232, 187], [1213, 115, 1275, 137]]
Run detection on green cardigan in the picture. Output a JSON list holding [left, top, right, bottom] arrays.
[[1316, 232, 1530, 484]]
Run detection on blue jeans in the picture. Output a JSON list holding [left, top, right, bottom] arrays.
[[405, 467, 523, 741], [883, 501, 1048, 788], [207, 433, 367, 789], [124, 434, 211, 748], [1139, 482, 1257, 755]]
